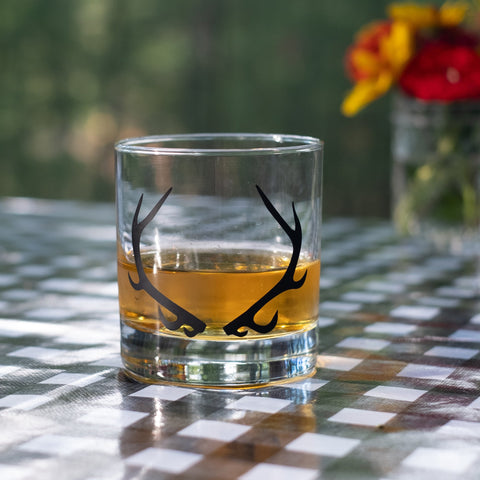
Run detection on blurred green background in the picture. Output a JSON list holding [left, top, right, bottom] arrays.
[[1, 0, 428, 217]]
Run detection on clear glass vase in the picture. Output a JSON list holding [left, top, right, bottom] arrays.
[[391, 92, 480, 254]]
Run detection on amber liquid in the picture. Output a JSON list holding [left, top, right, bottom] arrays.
[[118, 249, 320, 340]]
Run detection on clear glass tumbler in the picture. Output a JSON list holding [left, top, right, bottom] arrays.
[[115, 133, 323, 387]]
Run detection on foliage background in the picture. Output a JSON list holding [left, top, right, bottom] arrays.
[[0, 0, 445, 217]]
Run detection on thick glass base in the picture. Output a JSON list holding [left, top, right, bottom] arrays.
[[120, 321, 318, 388]]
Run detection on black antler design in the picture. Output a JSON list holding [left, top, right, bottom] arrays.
[[128, 189, 206, 337], [223, 185, 307, 337]]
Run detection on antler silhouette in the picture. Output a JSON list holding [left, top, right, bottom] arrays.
[[128, 189, 206, 337], [223, 185, 307, 337]]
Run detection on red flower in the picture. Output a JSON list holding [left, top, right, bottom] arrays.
[[399, 40, 480, 101]]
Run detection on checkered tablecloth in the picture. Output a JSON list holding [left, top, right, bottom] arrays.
[[1, 197, 480, 480]]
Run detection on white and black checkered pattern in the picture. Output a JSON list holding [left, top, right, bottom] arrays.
[[0, 198, 479, 479]]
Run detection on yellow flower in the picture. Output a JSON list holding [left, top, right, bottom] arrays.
[[388, 1, 469, 28], [341, 20, 414, 116], [341, 74, 393, 117], [382, 20, 414, 75], [438, 1, 469, 27], [388, 3, 438, 29]]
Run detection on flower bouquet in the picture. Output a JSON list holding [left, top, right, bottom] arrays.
[[342, 1, 480, 252]]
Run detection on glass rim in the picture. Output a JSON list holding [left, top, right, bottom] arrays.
[[114, 133, 323, 156]]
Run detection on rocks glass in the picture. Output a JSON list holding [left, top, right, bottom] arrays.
[[115, 133, 323, 387]]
